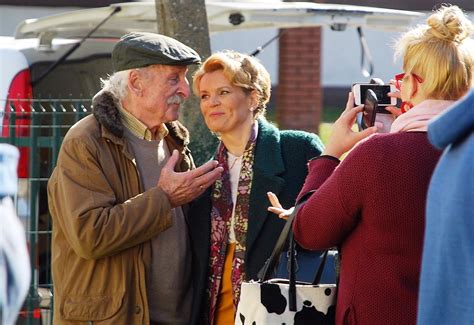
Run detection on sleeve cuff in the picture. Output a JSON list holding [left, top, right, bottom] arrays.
[[309, 155, 341, 163]]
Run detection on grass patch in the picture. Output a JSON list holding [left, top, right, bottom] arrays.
[[318, 122, 333, 145], [267, 105, 343, 145], [319, 106, 343, 145], [322, 106, 343, 123]]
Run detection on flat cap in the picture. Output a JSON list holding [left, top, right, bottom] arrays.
[[112, 32, 201, 72]]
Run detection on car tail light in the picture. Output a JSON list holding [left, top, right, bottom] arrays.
[[33, 308, 42, 319], [2, 69, 33, 178]]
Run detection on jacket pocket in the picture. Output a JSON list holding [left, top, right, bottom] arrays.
[[60, 291, 125, 321]]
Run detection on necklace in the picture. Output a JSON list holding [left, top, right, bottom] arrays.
[[228, 155, 242, 170]]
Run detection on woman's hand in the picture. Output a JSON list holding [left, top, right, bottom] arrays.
[[386, 80, 403, 118], [322, 92, 377, 159], [267, 192, 294, 220]]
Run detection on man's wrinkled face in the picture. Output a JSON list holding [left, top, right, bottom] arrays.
[[136, 65, 190, 128]]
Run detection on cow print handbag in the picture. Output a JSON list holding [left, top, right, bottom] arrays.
[[235, 199, 337, 325]]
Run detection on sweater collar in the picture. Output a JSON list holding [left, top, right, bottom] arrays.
[[117, 104, 169, 141]]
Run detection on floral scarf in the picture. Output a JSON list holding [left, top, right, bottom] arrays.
[[206, 125, 257, 324]]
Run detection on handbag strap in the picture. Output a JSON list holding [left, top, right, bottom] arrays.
[[258, 191, 315, 281], [257, 190, 332, 312], [258, 199, 306, 281], [289, 228, 297, 311], [313, 249, 329, 285], [288, 230, 329, 311]]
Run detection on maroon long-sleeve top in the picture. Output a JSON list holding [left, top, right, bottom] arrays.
[[294, 132, 441, 325]]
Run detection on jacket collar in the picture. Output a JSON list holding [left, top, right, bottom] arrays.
[[253, 118, 285, 176], [246, 118, 285, 252], [92, 90, 190, 148], [429, 89, 474, 149]]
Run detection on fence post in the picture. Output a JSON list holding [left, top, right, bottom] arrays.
[[25, 100, 40, 325]]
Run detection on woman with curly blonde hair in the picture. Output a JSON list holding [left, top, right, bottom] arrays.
[[188, 51, 324, 324]]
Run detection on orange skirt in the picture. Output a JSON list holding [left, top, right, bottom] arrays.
[[214, 243, 236, 325]]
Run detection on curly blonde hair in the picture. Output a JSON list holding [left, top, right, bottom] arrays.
[[395, 5, 474, 100], [193, 50, 271, 118]]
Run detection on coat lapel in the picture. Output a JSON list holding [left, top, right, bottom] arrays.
[[189, 189, 212, 264], [246, 119, 285, 253]]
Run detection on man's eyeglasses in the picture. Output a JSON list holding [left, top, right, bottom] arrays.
[[394, 72, 424, 91]]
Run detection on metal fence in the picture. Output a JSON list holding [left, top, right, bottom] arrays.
[[0, 98, 92, 324]]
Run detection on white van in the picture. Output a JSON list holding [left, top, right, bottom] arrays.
[[2, 1, 422, 106]]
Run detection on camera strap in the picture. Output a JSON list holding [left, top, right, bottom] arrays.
[[357, 27, 374, 78]]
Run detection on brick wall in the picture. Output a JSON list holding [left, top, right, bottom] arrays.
[[277, 27, 322, 133]]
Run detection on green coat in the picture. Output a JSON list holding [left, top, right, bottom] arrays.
[[187, 118, 323, 324]]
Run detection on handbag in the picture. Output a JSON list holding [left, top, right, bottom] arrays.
[[276, 246, 338, 284], [235, 200, 337, 324]]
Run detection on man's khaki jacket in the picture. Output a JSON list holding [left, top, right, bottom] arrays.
[[47, 91, 194, 324]]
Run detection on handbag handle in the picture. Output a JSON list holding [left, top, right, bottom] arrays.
[[257, 190, 332, 312], [258, 197, 306, 281], [288, 230, 329, 311], [258, 191, 318, 282]]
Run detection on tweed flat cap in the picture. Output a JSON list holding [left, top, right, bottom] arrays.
[[112, 32, 201, 72]]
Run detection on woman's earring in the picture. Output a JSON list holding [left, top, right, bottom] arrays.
[[249, 107, 255, 112], [400, 101, 414, 113]]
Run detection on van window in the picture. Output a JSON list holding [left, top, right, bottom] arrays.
[[30, 54, 112, 99]]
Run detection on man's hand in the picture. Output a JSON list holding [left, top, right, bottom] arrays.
[[157, 150, 224, 207]]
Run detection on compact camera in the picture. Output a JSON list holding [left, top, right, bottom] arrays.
[[352, 83, 397, 108]]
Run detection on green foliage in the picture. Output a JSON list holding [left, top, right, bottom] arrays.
[[318, 122, 333, 145], [319, 106, 342, 145], [322, 106, 344, 123]]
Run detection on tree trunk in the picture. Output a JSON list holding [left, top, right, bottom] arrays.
[[155, 0, 217, 165]]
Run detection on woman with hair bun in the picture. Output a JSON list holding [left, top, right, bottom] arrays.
[[269, 5, 474, 325]]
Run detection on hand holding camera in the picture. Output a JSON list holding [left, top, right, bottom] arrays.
[[322, 92, 377, 159], [384, 78, 403, 118], [352, 80, 401, 132], [323, 80, 402, 158]]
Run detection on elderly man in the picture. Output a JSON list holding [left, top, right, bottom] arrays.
[[48, 32, 222, 324]]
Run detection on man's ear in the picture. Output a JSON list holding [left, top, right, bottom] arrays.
[[128, 70, 142, 96]]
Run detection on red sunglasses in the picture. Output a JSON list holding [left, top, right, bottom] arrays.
[[394, 72, 424, 91]]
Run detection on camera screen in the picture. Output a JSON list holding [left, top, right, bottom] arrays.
[[362, 93, 377, 129], [359, 85, 391, 105]]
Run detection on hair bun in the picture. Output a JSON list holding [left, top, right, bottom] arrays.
[[427, 5, 474, 42]]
